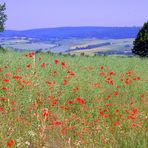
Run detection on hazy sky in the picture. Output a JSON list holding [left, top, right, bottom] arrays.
[[0, 0, 148, 30]]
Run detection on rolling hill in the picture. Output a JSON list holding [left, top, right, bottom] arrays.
[[0, 27, 140, 40]]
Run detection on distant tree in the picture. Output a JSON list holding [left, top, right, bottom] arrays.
[[132, 21, 148, 57], [0, 3, 7, 51], [0, 3, 7, 32]]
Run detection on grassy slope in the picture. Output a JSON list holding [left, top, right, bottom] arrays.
[[0, 51, 148, 147]]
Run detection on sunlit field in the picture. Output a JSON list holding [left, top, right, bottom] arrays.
[[0, 51, 148, 147]]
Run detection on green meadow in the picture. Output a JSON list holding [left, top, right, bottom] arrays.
[[0, 51, 148, 147]]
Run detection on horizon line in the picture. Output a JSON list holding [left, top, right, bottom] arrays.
[[5, 25, 142, 31]]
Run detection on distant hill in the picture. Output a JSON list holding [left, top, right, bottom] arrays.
[[0, 27, 140, 40]]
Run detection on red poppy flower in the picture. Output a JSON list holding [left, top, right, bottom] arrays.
[[4, 65, 9, 68], [54, 121, 62, 125], [27, 52, 35, 58], [46, 81, 52, 85], [62, 79, 68, 85], [61, 62, 66, 69], [132, 123, 137, 127], [126, 71, 132, 76], [76, 97, 85, 105], [66, 100, 73, 105], [52, 101, 58, 105], [139, 122, 143, 126], [7, 139, 15, 147], [100, 111, 104, 117], [133, 77, 141, 81], [2, 79, 9, 83], [26, 64, 31, 68], [38, 57, 42, 61], [60, 106, 68, 110], [13, 75, 23, 79], [53, 70, 57, 75], [2, 86, 7, 91], [100, 72, 105, 76], [106, 103, 111, 107], [109, 71, 115, 76], [125, 79, 130, 85], [113, 122, 117, 127], [54, 60, 59, 65], [0, 97, 7, 101], [41, 63, 46, 68], [132, 108, 138, 114], [0, 107, 3, 111], [114, 91, 119, 96], [5, 73, 12, 77]]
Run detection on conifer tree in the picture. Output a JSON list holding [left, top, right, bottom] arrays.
[[132, 21, 148, 57]]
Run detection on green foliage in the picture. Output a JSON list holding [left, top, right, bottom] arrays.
[[80, 52, 85, 56], [35, 49, 43, 54], [132, 21, 148, 57], [0, 3, 7, 32], [0, 46, 7, 53], [0, 3, 7, 53]]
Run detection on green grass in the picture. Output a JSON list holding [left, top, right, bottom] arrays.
[[0, 51, 148, 147]]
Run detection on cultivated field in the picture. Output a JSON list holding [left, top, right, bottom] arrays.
[[1, 38, 134, 54], [0, 51, 148, 147]]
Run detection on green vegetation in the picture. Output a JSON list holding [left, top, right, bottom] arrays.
[[0, 3, 7, 32], [0, 2, 7, 52], [132, 21, 148, 57], [0, 51, 148, 147], [0, 46, 8, 53]]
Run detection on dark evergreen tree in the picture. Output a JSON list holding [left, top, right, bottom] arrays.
[[132, 21, 148, 57], [0, 3, 7, 32]]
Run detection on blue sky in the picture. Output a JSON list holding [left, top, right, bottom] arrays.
[[1, 0, 148, 30]]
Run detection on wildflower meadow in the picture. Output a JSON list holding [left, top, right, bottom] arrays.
[[0, 51, 148, 147]]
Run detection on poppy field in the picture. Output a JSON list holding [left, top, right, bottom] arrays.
[[0, 51, 148, 147]]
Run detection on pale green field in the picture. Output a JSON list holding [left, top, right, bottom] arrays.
[[69, 38, 134, 54], [1, 38, 134, 54]]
